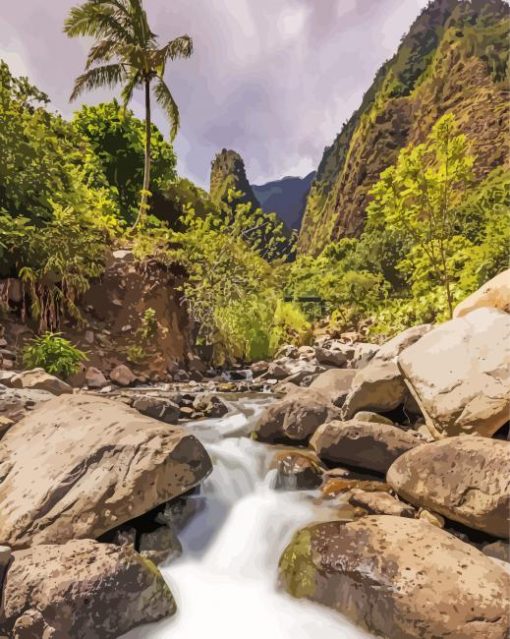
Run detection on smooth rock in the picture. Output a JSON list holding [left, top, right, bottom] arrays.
[[352, 410, 395, 425], [342, 360, 408, 419], [253, 389, 341, 444], [0, 385, 53, 423], [279, 516, 510, 639], [10, 368, 72, 396], [454, 269, 510, 318], [272, 451, 325, 491], [314, 347, 347, 368], [85, 366, 108, 389], [1, 539, 175, 638], [349, 489, 415, 517], [0, 395, 212, 548], [110, 364, 136, 387], [139, 525, 182, 565], [309, 369, 356, 407], [483, 540, 510, 563], [387, 436, 510, 538], [311, 419, 422, 474], [374, 324, 433, 361], [132, 394, 180, 423], [192, 393, 229, 418], [398, 308, 510, 438]]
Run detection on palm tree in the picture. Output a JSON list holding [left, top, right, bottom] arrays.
[[64, 0, 193, 227]]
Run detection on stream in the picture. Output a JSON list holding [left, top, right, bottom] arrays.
[[124, 396, 374, 639]]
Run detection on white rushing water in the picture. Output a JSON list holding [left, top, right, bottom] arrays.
[[124, 397, 374, 639]]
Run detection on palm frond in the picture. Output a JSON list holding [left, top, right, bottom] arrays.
[[128, 0, 156, 48], [120, 69, 142, 108], [85, 38, 120, 68], [70, 63, 126, 101], [64, 2, 135, 45], [154, 35, 193, 72], [154, 79, 180, 140]]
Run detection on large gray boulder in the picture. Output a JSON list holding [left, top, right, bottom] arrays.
[[1, 539, 175, 638], [10, 368, 72, 396], [253, 389, 341, 444], [387, 436, 510, 538], [279, 516, 510, 639], [374, 324, 432, 362], [308, 368, 356, 407], [311, 419, 422, 474], [341, 360, 409, 419], [454, 269, 510, 318], [0, 395, 212, 549], [398, 308, 510, 438]]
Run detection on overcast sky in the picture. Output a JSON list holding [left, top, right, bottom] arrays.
[[1, 0, 429, 188]]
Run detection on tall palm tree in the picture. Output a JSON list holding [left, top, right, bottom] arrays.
[[65, 0, 193, 227]]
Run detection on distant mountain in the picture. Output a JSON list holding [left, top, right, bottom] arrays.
[[252, 172, 315, 230], [209, 148, 261, 211], [298, 0, 510, 255]]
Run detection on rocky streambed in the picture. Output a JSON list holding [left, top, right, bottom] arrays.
[[0, 271, 510, 639]]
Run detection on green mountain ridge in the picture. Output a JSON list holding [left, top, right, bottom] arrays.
[[298, 0, 510, 255]]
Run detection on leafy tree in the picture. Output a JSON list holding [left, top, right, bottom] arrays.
[[73, 101, 176, 222], [65, 0, 193, 227], [367, 113, 474, 317]]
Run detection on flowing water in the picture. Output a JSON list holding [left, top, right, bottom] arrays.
[[124, 396, 374, 639]]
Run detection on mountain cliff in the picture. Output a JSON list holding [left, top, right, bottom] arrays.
[[209, 148, 261, 211], [298, 0, 510, 255], [252, 172, 315, 230]]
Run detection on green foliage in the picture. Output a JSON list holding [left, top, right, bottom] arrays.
[[65, 0, 193, 226], [367, 113, 474, 317], [138, 307, 158, 341], [23, 332, 88, 378], [73, 102, 177, 223], [0, 61, 119, 330]]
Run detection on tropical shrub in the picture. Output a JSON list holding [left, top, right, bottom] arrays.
[[23, 332, 88, 378]]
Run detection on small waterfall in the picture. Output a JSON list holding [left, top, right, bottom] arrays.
[[123, 397, 374, 639]]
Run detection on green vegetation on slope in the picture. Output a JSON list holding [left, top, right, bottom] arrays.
[[287, 114, 510, 335], [0, 61, 304, 362], [298, 0, 509, 255]]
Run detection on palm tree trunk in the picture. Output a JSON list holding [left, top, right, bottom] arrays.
[[133, 78, 152, 229]]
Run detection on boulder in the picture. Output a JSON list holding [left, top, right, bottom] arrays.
[[348, 488, 415, 517], [139, 525, 182, 565], [271, 451, 325, 491], [342, 360, 408, 419], [192, 393, 229, 418], [250, 360, 269, 377], [0, 385, 53, 423], [398, 308, 510, 438], [131, 394, 180, 423], [0, 545, 11, 609], [352, 410, 394, 425], [0, 371, 15, 387], [374, 324, 432, 361], [314, 347, 347, 368], [279, 516, 510, 639], [311, 419, 422, 474], [483, 540, 510, 563], [253, 390, 341, 444], [308, 369, 356, 407], [110, 364, 136, 387], [0, 394, 212, 548], [10, 368, 72, 396], [454, 269, 510, 318], [0, 416, 14, 439], [387, 436, 510, 538], [1, 539, 175, 638], [85, 366, 108, 389]]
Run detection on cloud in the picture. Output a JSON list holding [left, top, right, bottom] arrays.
[[0, 0, 430, 188]]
